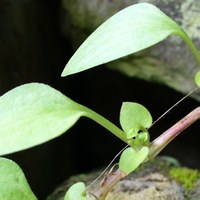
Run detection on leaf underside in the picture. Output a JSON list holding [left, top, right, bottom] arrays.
[[0, 83, 86, 155], [0, 83, 127, 155], [62, 3, 183, 76]]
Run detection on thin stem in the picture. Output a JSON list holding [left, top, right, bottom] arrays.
[[83, 107, 129, 144], [91, 169, 126, 200], [176, 30, 200, 65], [88, 107, 200, 199], [151, 87, 199, 127], [86, 145, 128, 191], [148, 107, 200, 159]]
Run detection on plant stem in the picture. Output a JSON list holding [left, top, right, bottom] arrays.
[[83, 107, 130, 144], [176, 30, 200, 65], [89, 107, 200, 199], [91, 169, 126, 200], [148, 107, 200, 159]]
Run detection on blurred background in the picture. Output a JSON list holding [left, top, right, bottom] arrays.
[[0, 0, 200, 199]]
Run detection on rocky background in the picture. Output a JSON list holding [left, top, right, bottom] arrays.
[[48, 157, 200, 200], [0, 0, 200, 199]]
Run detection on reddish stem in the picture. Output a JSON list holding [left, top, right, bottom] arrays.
[[89, 107, 200, 199], [148, 107, 200, 159], [91, 169, 126, 199]]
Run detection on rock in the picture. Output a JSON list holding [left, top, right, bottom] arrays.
[[61, 0, 200, 100], [47, 157, 200, 200]]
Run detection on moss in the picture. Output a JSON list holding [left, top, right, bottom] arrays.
[[169, 167, 199, 190]]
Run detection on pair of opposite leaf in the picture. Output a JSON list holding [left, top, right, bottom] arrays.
[[0, 3, 200, 200]]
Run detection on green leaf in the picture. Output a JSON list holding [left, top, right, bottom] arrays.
[[62, 3, 186, 76], [0, 83, 129, 155], [120, 102, 152, 139], [0, 157, 37, 200], [195, 71, 200, 87], [64, 182, 88, 200], [119, 146, 149, 174], [0, 83, 87, 155]]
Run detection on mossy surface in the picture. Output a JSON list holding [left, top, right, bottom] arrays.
[[169, 167, 200, 190]]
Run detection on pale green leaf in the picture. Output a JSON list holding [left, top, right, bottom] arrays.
[[0, 83, 129, 155], [195, 71, 200, 87], [0, 83, 86, 155], [119, 146, 149, 174], [0, 157, 37, 200], [62, 3, 185, 76], [64, 182, 88, 200], [120, 102, 152, 139]]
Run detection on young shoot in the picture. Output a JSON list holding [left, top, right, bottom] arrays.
[[0, 2, 200, 200], [61, 2, 200, 199]]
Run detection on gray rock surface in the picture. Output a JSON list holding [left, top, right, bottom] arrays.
[[61, 0, 200, 100], [47, 157, 200, 200]]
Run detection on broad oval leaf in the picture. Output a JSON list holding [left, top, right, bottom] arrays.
[[119, 146, 149, 174], [0, 157, 37, 200], [120, 102, 152, 139], [64, 182, 88, 200], [0, 83, 86, 155], [62, 3, 184, 76], [0, 83, 128, 155], [195, 71, 200, 87]]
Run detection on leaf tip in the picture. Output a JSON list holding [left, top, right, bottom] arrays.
[[61, 66, 70, 77], [61, 71, 66, 77]]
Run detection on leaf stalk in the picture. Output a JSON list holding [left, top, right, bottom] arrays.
[[176, 31, 200, 66], [83, 107, 130, 144]]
